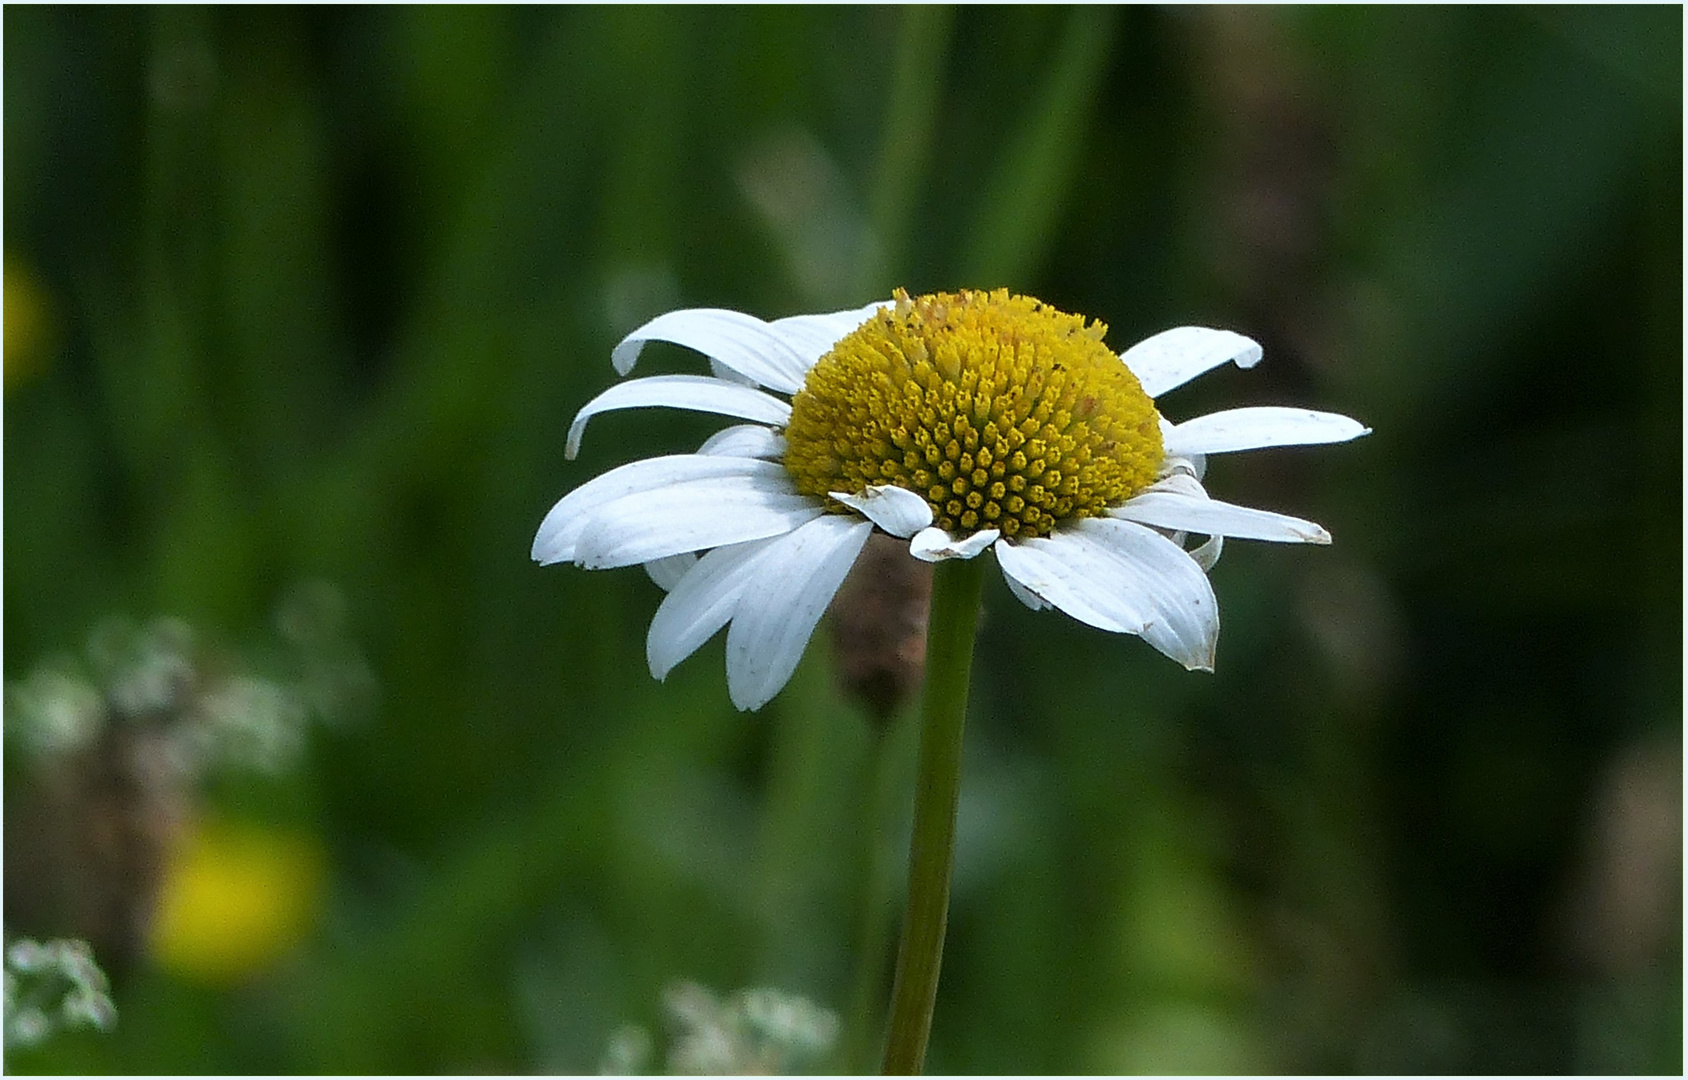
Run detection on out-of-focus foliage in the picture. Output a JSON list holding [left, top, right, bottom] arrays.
[[4, 5, 1679, 1074]]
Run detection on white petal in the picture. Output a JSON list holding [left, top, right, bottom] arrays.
[[1111, 490, 1331, 544], [829, 485, 933, 538], [909, 527, 1000, 563], [1188, 534, 1223, 571], [573, 470, 822, 569], [708, 358, 759, 387], [646, 539, 776, 679], [1162, 407, 1371, 457], [992, 537, 1147, 635], [643, 553, 698, 592], [1069, 518, 1219, 670], [1158, 452, 1207, 482], [1120, 327, 1262, 399], [996, 519, 1219, 671], [1000, 558, 1051, 611], [725, 515, 874, 710], [567, 375, 791, 459], [1139, 470, 1207, 498], [1155, 421, 1208, 481], [698, 423, 787, 459], [533, 454, 774, 565], [768, 300, 890, 371], [611, 308, 811, 393]]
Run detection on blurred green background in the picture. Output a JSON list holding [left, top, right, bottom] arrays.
[[4, 4, 1681, 1074]]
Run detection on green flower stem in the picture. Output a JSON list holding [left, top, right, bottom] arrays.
[[880, 554, 987, 1075], [842, 721, 906, 1074]]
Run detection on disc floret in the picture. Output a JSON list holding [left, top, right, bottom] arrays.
[[783, 288, 1164, 538]]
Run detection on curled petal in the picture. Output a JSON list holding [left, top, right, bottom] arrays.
[[830, 485, 934, 538], [567, 375, 790, 459], [1121, 327, 1262, 399], [1157, 453, 1207, 483], [909, 527, 999, 562], [1188, 534, 1223, 571], [612, 308, 811, 393], [708, 359, 760, 387]]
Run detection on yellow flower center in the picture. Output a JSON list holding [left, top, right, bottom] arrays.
[[784, 288, 1164, 538]]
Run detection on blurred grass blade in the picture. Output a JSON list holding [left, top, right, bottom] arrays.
[[861, 5, 956, 295], [133, 5, 219, 470], [961, 6, 1116, 286]]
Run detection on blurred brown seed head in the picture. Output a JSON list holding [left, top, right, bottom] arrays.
[[828, 532, 933, 725], [4, 723, 194, 978]]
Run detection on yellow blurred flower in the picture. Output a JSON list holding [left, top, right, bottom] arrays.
[[148, 819, 327, 984]]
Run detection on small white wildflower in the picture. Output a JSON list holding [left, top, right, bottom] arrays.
[[663, 981, 743, 1075], [647, 980, 839, 1074], [93, 617, 196, 718], [739, 986, 839, 1059], [5, 940, 47, 974], [194, 674, 307, 773], [3, 937, 117, 1050], [598, 1023, 654, 1075], [5, 663, 105, 756], [7, 1006, 51, 1049], [60, 989, 116, 1033]]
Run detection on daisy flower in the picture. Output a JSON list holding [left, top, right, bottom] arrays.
[[533, 288, 1368, 710]]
